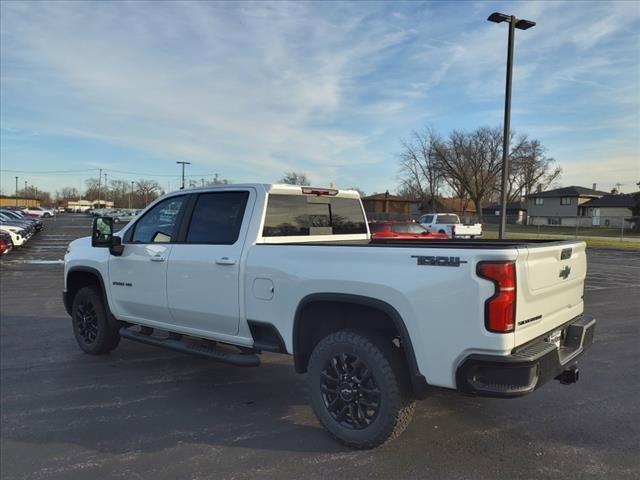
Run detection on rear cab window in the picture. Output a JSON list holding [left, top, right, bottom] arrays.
[[261, 187, 368, 242], [436, 214, 460, 224]]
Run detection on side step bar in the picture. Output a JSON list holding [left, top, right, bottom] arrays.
[[119, 327, 260, 367]]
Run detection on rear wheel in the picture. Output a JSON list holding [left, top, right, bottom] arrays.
[[72, 286, 120, 354], [307, 330, 415, 449]]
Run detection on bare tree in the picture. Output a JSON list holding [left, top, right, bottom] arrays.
[[430, 127, 505, 221], [397, 129, 443, 211], [135, 179, 161, 206], [507, 139, 562, 203], [280, 172, 310, 185]]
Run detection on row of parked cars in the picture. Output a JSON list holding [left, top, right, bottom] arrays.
[[90, 208, 141, 224], [0, 207, 46, 255]]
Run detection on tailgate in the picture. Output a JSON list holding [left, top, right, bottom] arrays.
[[515, 241, 586, 346]]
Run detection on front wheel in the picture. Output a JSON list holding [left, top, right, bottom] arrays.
[[71, 286, 120, 354], [307, 330, 415, 449]]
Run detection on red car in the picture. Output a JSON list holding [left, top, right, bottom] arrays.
[[368, 221, 450, 240], [0, 232, 12, 255]]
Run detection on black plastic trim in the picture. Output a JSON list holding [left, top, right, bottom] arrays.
[[257, 239, 581, 250], [293, 293, 429, 399], [456, 314, 596, 398], [65, 266, 110, 315], [64, 266, 121, 331], [247, 320, 287, 353], [119, 327, 260, 367]]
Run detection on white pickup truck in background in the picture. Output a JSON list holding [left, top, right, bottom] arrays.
[[63, 184, 595, 449], [418, 212, 482, 238]]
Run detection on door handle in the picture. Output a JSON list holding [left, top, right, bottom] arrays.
[[150, 255, 165, 262], [215, 257, 236, 265]]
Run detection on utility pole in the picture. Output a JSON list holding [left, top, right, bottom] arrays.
[[15, 177, 18, 206], [130, 181, 134, 209], [104, 172, 109, 206], [98, 168, 102, 209], [487, 12, 535, 239], [176, 161, 190, 189]]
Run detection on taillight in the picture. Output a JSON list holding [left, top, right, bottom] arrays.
[[477, 261, 516, 333]]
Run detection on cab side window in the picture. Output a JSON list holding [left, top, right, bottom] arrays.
[[130, 196, 186, 243], [185, 192, 249, 244]]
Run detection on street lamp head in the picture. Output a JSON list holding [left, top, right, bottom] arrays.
[[515, 19, 536, 30], [488, 12, 536, 30], [488, 12, 510, 23]]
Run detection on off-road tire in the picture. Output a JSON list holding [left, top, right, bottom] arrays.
[[71, 286, 120, 354], [307, 329, 415, 449]]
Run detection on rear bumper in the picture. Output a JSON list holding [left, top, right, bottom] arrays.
[[456, 314, 596, 398]]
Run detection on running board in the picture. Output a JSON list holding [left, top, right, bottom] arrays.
[[119, 327, 260, 367]]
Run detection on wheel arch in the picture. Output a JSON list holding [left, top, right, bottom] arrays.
[[293, 293, 428, 398], [65, 266, 111, 317]]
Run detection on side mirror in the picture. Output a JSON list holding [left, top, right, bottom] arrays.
[[92, 217, 114, 247], [92, 217, 124, 256]]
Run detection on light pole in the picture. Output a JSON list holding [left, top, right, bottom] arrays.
[[130, 181, 134, 209], [176, 161, 190, 189], [15, 177, 18, 206], [488, 12, 535, 239]]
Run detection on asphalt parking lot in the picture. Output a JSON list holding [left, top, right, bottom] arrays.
[[1, 215, 639, 480]]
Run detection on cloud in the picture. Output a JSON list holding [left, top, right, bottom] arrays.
[[0, 1, 638, 195]]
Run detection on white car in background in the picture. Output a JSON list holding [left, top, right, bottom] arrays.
[[0, 225, 27, 246], [418, 213, 482, 239], [22, 206, 56, 218]]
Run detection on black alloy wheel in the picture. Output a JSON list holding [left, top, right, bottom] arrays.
[[75, 300, 99, 345], [71, 286, 120, 354], [320, 353, 380, 430], [307, 330, 415, 449]]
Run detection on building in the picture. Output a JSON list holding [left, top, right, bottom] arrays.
[[361, 192, 421, 221], [481, 202, 527, 224], [65, 199, 114, 212], [578, 193, 637, 229], [0, 196, 40, 208], [361, 193, 478, 222], [526, 186, 607, 226]]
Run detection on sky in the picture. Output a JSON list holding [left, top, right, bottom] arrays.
[[1, 0, 639, 196]]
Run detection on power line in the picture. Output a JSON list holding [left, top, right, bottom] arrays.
[[0, 168, 99, 174]]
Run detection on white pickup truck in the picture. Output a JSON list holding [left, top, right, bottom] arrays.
[[418, 212, 482, 238], [64, 184, 595, 449]]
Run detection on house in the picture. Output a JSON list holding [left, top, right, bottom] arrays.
[[481, 201, 527, 224], [526, 185, 607, 226], [578, 193, 637, 229], [361, 192, 421, 221]]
